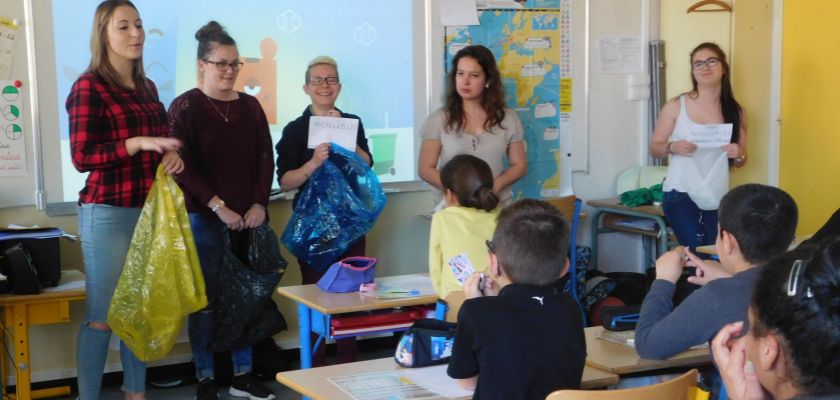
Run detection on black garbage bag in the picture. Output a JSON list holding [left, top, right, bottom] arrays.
[[210, 224, 287, 352]]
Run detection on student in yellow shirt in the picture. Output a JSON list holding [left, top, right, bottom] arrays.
[[428, 155, 500, 298]]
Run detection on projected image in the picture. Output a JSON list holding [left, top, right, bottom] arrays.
[[53, 0, 415, 202]]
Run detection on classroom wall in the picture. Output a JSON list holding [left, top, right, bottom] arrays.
[[0, 0, 652, 383], [780, 1, 840, 234]]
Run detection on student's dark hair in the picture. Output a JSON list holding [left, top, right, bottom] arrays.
[[444, 45, 506, 133], [799, 208, 840, 249], [195, 21, 236, 60], [689, 42, 742, 166], [86, 0, 151, 97], [491, 199, 569, 286], [751, 238, 840, 395], [440, 155, 498, 212], [718, 183, 797, 264]]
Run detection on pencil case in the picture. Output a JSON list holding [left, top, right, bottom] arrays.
[[394, 318, 456, 368]]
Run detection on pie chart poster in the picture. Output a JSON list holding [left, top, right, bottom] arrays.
[[0, 80, 25, 177]]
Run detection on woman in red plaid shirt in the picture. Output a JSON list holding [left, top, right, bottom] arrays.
[[66, 1, 182, 399]]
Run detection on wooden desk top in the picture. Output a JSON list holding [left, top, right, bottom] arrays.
[[277, 357, 620, 400], [276, 274, 439, 314], [697, 234, 813, 256], [585, 326, 711, 375], [587, 198, 665, 217], [0, 270, 85, 306]]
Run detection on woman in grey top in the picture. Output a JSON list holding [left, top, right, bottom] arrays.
[[418, 45, 526, 208]]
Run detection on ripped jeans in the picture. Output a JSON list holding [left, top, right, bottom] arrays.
[[77, 203, 146, 399]]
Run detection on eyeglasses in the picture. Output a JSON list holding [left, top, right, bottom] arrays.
[[485, 239, 495, 254], [786, 259, 814, 298], [203, 59, 244, 72], [692, 57, 720, 71], [309, 76, 340, 86]]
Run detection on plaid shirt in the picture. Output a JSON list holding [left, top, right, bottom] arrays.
[[67, 73, 167, 207]]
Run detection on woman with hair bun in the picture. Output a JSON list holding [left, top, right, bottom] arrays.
[[429, 154, 500, 298], [168, 20, 275, 400], [713, 238, 840, 400]]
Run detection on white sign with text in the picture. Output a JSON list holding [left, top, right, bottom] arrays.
[[688, 123, 733, 148], [307, 116, 358, 151]]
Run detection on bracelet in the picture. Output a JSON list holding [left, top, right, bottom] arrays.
[[251, 203, 266, 211], [210, 200, 225, 213], [666, 142, 673, 155], [303, 169, 310, 179], [735, 154, 746, 163]]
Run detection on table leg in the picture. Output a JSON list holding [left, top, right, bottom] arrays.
[[298, 303, 312, 370], [590, 209, 606, 269], [11, 303, 31, 400]]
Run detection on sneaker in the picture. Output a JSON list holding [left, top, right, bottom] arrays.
[[195, 378, 219, 400], [229, 373, 276, 400]]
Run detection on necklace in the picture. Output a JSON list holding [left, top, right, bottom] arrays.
[[206, 95, 231, 122]]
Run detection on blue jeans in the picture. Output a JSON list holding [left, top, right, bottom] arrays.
[[77, 204, 146, 399], [188, 213, 253, 380], [663, 190, 718, 251]]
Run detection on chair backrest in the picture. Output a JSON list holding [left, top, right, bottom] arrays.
[[546, 195, 585, 325], [545, 369, 700, 400], [443, 290, 466, 322]]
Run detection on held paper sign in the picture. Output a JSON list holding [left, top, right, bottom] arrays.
[[307, 116, 358, 151], [688, 123, 733, 148]]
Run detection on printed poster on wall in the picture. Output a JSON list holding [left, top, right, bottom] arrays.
[[0, 80, 26, 177]]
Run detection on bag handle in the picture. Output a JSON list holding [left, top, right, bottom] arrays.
[[338, 256, 377, 271]]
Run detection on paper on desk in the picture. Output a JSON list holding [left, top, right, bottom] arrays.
[[378, 275, 436, 295], [398, 365, 473, 398], [307, 116, 358, 151], [329, 371, 444, 400]]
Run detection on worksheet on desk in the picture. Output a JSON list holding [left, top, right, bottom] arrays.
[[328, 371, 444, 400]]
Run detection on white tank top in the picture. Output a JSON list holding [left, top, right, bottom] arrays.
[[663, 95, 731, 210]]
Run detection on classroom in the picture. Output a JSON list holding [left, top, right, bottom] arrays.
[[0, 0, 838, 399]]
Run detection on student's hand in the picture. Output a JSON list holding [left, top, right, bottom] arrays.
[[654, 246, 686, 284], [128, 136, 182, 155], [161, 150, 184, 174], [685, 249, 732, 286], [217, 207, 245, 231], [670, 140, 697, 157], [243, 204, 266, 228], [308, 142, 330, 169], [712, 322, 767, 400], [463, 273, 498, 299], [325, 108, 341, 117]]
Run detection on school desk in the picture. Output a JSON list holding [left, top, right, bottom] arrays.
[[587, 198, 671, 269], [584, 326, 711, 375], [276, 357, 621, 400], [0, 270, 85, 400], [276, 274, 439, 369], [696, 234, 813, 256]]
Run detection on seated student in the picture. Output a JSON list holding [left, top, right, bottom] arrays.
[[429, 154, 500, 298], [635, 183, 797, 360], [447, 199, 586, 400], [712, 239, 840, 400], [686, 207, 840, 286]]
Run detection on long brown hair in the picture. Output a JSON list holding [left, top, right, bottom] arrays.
[[689, 42, 742, 146], [86, 0, 151, 97], [444, 45, 507, 133]]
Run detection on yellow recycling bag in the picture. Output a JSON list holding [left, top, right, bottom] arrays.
[[108, 164, 207, 361]]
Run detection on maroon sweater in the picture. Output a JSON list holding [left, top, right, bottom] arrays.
[[168, 88, 273, 220]]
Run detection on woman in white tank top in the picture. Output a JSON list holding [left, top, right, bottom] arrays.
[[649, 43, 748, 265]]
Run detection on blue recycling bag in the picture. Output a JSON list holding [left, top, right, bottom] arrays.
[[282, 144, 386, 272]]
